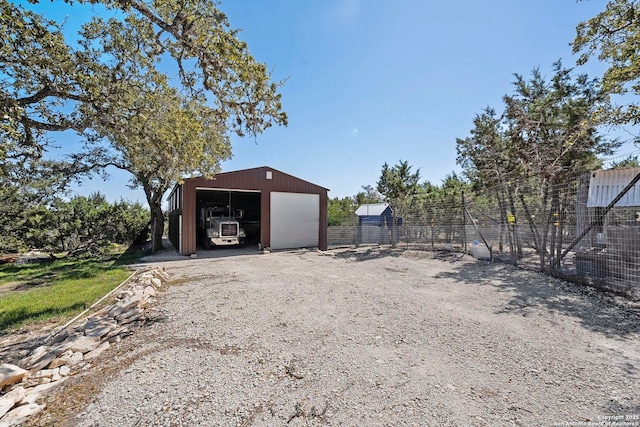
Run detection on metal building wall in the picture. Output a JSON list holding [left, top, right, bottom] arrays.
[[587, 167, 640, 207], [177, 166, 328, 255]]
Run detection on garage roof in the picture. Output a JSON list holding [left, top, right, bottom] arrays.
[[172, 166, 329, 196]]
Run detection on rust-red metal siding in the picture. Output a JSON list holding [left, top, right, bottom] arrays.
[[178, 166, 328, 255]]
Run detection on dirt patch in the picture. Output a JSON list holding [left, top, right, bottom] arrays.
[[23, 248, 640, 426]]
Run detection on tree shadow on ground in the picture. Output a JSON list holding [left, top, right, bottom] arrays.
[[2, 258, 115, 291], [437, 260, 640, 339], [330, 246, 451, 262], [0, 302, 86, 335], [10, 277, 56, 292], [113, 243, 149, 266]]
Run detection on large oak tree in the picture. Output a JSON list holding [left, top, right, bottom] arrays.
[[1, 0, 287, 252]]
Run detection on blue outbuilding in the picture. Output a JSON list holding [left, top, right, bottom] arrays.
[[355, 203, 401, 244]]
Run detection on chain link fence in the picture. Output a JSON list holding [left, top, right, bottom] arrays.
[[328, 163, 640, 297]]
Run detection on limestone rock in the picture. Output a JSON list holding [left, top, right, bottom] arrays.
[[17, 373, 39, 389], [27, 355, 56, 372], [33, 368, 59, 380], [83, 342, 110, 360], [48, 350, 73, 369], [107, 303, 127, 318], [20, 381, 64, 405], [115, 307, 143, 323], [155, 269, 169, 280], [0, 403, 45, 425], [24, 346, 48, 363], [82, 317, 116, 339], [20, 347, 54, 372], [22, 341, 74, 371], [0, 267, 170, 426], [83, 316, 112, 329], [48, 329, 70, 345], [68, 336, 100, 354], [84, 324, 115, 340], [0, 364, 27, 388], [69, 352, 84, 366], [119, 292, 143, 311], [105, 327, 125, 340], [117, 290, 133, 299], [116, 312, 143, 326], [0, 386, 25, 418]]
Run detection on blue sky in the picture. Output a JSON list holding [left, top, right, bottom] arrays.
[[29, 0, 639, 203]]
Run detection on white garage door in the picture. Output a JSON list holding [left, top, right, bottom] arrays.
[[270, 192, 319, 250]]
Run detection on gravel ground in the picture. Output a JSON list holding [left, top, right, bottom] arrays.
[[29, 247, 640, 427]]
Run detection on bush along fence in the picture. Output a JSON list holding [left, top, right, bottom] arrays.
[[328, 167, 640, 298]]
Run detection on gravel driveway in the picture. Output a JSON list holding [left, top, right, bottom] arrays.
[[31, 247, 640, 426]]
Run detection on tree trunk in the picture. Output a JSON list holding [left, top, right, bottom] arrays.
[[519, 193, 541, 254], [539, 182, 552, 271], [506, 184, 523, 259], [498, 188, 514, 263], [549, 187, 560, 269], [141, 179, 168, 254], [555, 190, 569, 269], [150, 200, 164, 253]]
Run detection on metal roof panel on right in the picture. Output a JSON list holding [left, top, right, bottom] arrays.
[[587, 167, 640, 207]]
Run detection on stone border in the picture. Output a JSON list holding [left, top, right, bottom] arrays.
[[0, 267, 169, 426]]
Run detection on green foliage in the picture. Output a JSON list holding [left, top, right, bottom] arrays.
[[573, 0, 640, 126], [0, 192, 148, 254], [0, 158, 72, 253], [457, 62, 619, 187], [456, 107, 513, 187], [2, 0, 288, 253], [328, 197, 358, 226], [49, 193, 149, 252], [455, 62, 622, 266], [377, 160, 421, 217], [504, 62, 618, 180], [85, 0, 288, 137], [0, 248, 140, 332], [328, 185, 384, 226], [353, 185, 383, 206], [1, 0, 287, 162], [0, 0, 84, 163]]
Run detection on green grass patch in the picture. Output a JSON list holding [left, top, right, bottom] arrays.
[[0, 244, 146, 334]]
